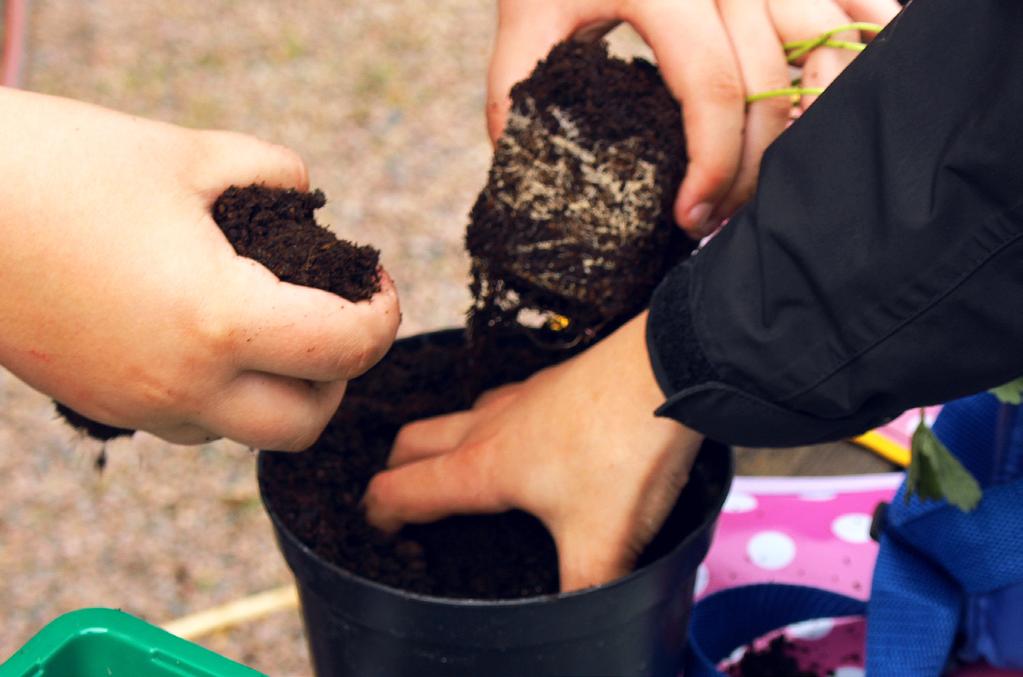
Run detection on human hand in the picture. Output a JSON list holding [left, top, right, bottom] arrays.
[[486, 0, 900, 238], [0, 87, 400, 449], [364, 312, 704, 592]]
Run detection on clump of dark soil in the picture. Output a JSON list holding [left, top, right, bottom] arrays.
[[261, 331, 719, 599], [467, 40, 696, 361], [55, 402, 134, 442], [57, 184, 381, 441], [212, 185, 380, 302]]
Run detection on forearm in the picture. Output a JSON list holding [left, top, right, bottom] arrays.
[[647, 0, 1023, 446], [0, 87, 186, 381]]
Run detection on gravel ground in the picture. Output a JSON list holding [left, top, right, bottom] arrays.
[[0, 3, 664, 674]]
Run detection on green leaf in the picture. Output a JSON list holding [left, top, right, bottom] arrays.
[[906, 420, 982, 511], [990, 376, 1023, 405]]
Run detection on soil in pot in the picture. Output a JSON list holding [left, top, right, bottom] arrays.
[[56, 184, 381, 442], [261, 331, 726, 599]]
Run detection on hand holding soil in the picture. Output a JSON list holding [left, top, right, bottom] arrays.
[[0, 87, 399, 449], [364, 311, 704, 592], [487, 0, 899, 237]]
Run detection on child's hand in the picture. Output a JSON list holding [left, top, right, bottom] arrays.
[[0, 87, 400, 449], [364, 312, 704, 592], [486, 0, 899, 238]]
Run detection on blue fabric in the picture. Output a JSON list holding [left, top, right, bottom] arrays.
[[865, 533, 961, 675], [888, 480, 1023, 594], [934, 397, 1023, 668], [961, 583, 1023, 668], [870, 394, 1023, 672], [869, 395, 1023, 671], [685, 393, 1023, 675]]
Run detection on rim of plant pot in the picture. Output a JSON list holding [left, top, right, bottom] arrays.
[[258, 354, 733, 609], [260, 452, 732, 658]]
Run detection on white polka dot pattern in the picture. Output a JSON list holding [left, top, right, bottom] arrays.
[[787, 617, 836, 640], [693, 563, 710, 596], [831, 513, 873, 544], [723, 492, 758, 513], [746, 531, 797, 570]]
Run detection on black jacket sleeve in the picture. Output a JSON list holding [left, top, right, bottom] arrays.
[[646, 0, 1023, 447]]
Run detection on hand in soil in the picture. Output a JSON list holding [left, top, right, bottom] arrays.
[[364, 311, 704, 592], [486, 0, 900, 237], [0, 87, 399, 449]]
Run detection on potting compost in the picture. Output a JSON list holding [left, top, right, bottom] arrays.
[[728, 635, 820, 677], [263, 40, 704, 599], [56, 184, 381, 441]]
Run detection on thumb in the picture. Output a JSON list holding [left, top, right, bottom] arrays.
[[487, 4, 572, 145], [190, 128, 310, 197]]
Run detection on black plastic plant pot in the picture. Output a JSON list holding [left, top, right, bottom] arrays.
[[258, 329, 733, 677]]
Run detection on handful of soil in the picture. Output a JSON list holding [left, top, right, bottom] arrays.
[[213, 186, 380, 303], [467, 40, 696, 359], [57, 184, 381, 441]]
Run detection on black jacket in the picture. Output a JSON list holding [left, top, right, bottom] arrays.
[[646, 0, 1023, 446]]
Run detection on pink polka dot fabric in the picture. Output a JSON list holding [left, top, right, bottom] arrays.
[[698, 474, 1022, 676]]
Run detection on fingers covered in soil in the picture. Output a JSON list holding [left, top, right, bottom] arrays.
[[55, 183, 395, 444]]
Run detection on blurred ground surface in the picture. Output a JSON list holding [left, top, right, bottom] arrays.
[[0, 3, 892, 675]]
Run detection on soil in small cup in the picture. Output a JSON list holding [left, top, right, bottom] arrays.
[[728, 635, 826, 677], [57, 184, 381, 441]]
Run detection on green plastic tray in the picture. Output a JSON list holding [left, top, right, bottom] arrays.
[[0, 608, 266, 677]]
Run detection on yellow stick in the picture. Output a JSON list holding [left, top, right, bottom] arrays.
[[161, 584, 299, 641], [852, 431, 911, 468]]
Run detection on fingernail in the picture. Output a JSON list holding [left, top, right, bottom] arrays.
[[700, 215, 727, 239], [686, 202, 713, 234]]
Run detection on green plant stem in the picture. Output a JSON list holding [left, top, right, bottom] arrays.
[[784, 22, 883, 61], [746, 87, 824, 103], [746, 22, 882, 103]]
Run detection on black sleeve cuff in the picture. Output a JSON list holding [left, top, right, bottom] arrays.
[[646, 262, 891, 447], [645, 262, 718, 395]]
